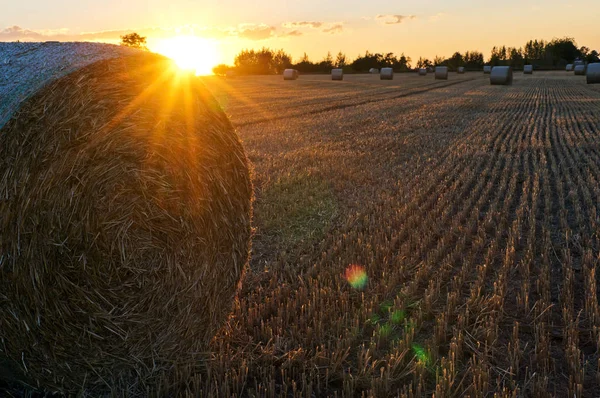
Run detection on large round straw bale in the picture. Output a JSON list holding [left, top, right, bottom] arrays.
[[457, 66, 465, 74], [380, 67, 393, 80], [0, 42, 252, 394], [331, 68, 343, 80], [587, 63, 600, 84], [418, 68, 427, 76], [574, 64, 586, 75], [483, 65, 492, 74], [283, 68, 298, 80], [490, 66, 513, 85], [566, 64, 574, 71], [369, 68, 379, 74], [435, 66, 448, 80], [523, 65, 533, 74]]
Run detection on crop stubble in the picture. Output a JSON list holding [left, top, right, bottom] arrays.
[[4, 72, 595, 396], [189, 72, 600, 397]]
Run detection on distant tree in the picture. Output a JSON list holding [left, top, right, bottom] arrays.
[[509, 47, 524, 68], [447, 52, 464, 71], [335, 51, 347, 68], [120, 33, 148, 50], [546, 37, 581, 65], [273, 49, 293, 73], [464, 51, 484, 69], [586, 50, 600, 63], [212, 64, 231, 77], [416, 57, 432, 69], [320, 51, 334, 69], [433, 55, 446, 66]]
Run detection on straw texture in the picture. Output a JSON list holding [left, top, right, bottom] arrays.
[[0, 43, 252, 395]]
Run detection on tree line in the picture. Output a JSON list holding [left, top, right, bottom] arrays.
[[213, 37, 599, 76]]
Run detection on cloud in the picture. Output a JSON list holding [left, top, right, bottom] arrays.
[[236, 24, 276, 40], [322, 23, 344, 34], [0, 24, 278, 43], [282, 21, 323, 29], [279, 30, 303, 37], [375, 14, 417, 25], [429, 13, 445, 22]]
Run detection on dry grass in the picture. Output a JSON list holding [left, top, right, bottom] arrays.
[[5, 70, 600, 396]]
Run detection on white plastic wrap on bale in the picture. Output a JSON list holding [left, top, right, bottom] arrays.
[[380, 67, 393, 80], [574, 65, 586, 75], [566, 64, 574, 71], [331, 69, 343, 81], [587, 63, 600, 84], [0, 42, 135, 130], [523, 65, 533, 74], [483, 65, 492, 74], [435, 66, 448, 80], [283, 69, 298, 80], [574, 60, 585, 67], [490, 66, 513, 85], [369, 68, 379, 74], [457, 67, 465, 74], [418, 68, 427, 76]]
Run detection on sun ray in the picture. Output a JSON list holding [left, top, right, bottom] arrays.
[[153, 36, 219, 76]]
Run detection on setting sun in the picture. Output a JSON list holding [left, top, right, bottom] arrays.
[[153, 36, 219, 76]]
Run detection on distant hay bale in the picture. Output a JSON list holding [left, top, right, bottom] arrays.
[[566, 64, 574, 71], [457, 67, 465, 74], [483, 65, 492, 74], [523, 65, 533, 74], [574, 60, 585, 67], [587, 63, 600, 84], [380, 67, 393, 80], [574, 64, 586, 75], [490, 66, 513, 85], [226, 70, 235, 78], [0, 42, 252, 394], [435, 66, 448, 80], [418, 68, 427, 76], [369, 68, 379, 74], [331, 68, 343, 80], [283, 69, 298, 80]]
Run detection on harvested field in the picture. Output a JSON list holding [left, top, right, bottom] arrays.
[[4, 70, 600, 396], [195, 71, 600, 397]]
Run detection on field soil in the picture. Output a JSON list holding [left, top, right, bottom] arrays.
[[196, 71, 600, 397]]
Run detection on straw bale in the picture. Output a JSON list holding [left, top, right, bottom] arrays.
[[380, 67, 393, 80], [369, 68, 379, 74], [283, 69, 298, 80], [483, 65, 492, 74], [587, 63, 600, 84], [490, 66, 513, 85], [523, 65, 533, 74], [0, 43, 252, 395], [418, 68, 427, 76], [457, 67, 465, 74], [574, 64, 586, 75], [566, 64, 574, 71], [331, 68, 343, 80], [435, 66, 448, 80]]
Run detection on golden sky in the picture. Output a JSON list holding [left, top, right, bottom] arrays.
[[2, 0, 599, 73]]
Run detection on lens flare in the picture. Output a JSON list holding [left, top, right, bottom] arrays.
[[412, 344, 430, 365], [345, 264, 368, 290]]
